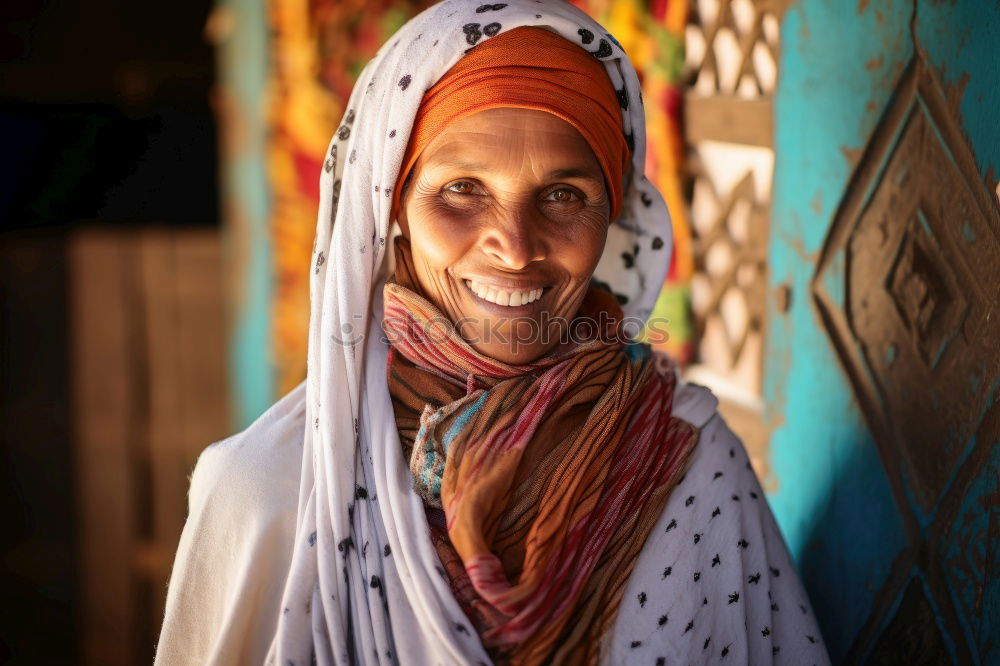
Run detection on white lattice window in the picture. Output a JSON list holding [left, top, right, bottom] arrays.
[[682, 0, 786, 478]]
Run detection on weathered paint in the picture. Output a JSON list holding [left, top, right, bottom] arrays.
[[217, 0, 274, 427], [768, 2, 913, 657], [768, 0, 999, 661], [915, 0, 999, 186], [940, 434, 1000, 660]]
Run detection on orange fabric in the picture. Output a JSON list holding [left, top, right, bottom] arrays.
[[392, 26, 631, 220]]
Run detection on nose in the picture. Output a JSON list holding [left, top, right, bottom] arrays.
[[480, 206, 547, 270]]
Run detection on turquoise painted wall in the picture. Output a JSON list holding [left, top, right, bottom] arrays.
[[915, 0, 999, 182], [767, 0, 999, 661], [217, 0, 274, 427]]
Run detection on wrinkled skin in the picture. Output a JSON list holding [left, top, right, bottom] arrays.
[[397, 108, 611, 365]]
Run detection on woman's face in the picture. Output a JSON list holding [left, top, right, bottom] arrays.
[[398, 107, 611, 365]]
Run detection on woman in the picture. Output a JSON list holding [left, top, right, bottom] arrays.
[[156, 2, 830, 664]]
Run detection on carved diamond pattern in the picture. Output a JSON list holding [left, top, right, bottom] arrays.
[[866, 577, 952, 664], [886, 213, 968, 369], [813, 62, 1000, 516]]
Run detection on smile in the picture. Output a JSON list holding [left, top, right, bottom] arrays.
[[464, 279, 544, 307]]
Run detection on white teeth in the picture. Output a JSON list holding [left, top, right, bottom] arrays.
[[464, 280, 543, 307]]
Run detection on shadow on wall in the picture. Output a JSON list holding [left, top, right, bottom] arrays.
[[798, 395, 999, 665]]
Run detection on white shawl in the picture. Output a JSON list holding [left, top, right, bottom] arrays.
[[156, 2, 832, 664]]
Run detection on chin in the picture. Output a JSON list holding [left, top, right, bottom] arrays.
[[471, 340, 545, 366]]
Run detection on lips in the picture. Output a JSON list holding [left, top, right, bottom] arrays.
[[464, 279, 544, 307]]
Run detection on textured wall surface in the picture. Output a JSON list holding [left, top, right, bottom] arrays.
[[767, 0, 999, 662]]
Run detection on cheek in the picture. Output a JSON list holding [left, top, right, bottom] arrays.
[[553, 213, 609, 278], [407, 203, 477, 268]]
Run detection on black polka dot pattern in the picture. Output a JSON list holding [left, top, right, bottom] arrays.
[[463, 23, 484, 45], [592, 38, 612, 58], [604, 385, 830, 664], [324, 144, 337, 174], [616, 85, 629, 109]]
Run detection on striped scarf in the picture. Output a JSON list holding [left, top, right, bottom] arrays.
[[383, 243, 696, 665]]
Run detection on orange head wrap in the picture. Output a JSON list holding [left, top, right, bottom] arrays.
[[392, 26, 631, 220]]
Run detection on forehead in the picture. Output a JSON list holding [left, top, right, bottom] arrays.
[[418, 107, 601, 172]]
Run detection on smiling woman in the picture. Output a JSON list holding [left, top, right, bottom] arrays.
[[155, 2, 830, 665]]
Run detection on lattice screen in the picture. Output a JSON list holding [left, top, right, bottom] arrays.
[[687, 0, 780, 97], [680, 0, 787, 474], [683, 0, 782, 402]]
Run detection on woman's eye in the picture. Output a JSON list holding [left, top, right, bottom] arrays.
[[547, 188, 580, 203], [447, 181, 476, 195]]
